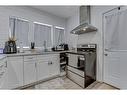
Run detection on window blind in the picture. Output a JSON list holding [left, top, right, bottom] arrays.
[[9, 18, 29, 47], [54, 27, 65, 46], [34, 23, 52, 47]]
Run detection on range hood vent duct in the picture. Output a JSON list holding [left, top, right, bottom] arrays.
[[70, 6, 97, 35]]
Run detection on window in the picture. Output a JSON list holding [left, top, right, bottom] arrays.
[[34, 22, 52, 48], [9, 17, 29, 48], [54, 26, 65, 46]]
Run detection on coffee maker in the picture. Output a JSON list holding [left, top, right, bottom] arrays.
[[3, 40, 17, 54]]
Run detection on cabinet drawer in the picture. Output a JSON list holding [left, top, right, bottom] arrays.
[[67, 70, 84, 88], [67, 66, 84, 77], [37, 55, 50, 61], [8, 56, 23, 62], [37, 54, 59, 61], [24, 56, 36, 62]]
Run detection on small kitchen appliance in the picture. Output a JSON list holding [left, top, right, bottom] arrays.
[[52, 44, 69, 51], [3, 40, 17, 54]]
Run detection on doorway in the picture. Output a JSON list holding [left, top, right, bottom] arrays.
[[103, 6, 127, 89]]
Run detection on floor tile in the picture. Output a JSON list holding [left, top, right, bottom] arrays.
[[24, 77, 118, 90]]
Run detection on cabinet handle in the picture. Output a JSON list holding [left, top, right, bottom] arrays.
[[35, 62, 37, 67], [27, 57, 34, 59], [48, 61, 53, 65], [5, 61, 7, 67]]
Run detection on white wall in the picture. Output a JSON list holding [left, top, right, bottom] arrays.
[[66, 6, 117, 81], [0, 6, 66, 48], [65, 7, 79, 48]]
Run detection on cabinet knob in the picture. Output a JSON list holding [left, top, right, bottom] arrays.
[[104, 54, 108, 56], [48, 61, 53, 65]]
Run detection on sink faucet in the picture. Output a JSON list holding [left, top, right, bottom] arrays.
[[43, 40, 47, 52]]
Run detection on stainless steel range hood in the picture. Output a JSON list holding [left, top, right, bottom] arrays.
[[70, 6, 97, 35]]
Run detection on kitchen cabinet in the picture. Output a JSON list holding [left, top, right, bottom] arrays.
[[36, 54, 60, 81], [7, 56, 23, 89], [48, 55, 60, 77], [0, 57, 8, 89], [5, 53, 60, 89], [24, 56, 37, 85], [37, 60, 49, 81]]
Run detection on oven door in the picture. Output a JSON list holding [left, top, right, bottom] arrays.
[[68, 54, 78, 68], [68, 54, 85, 69]]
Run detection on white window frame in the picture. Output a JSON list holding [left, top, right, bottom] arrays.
[[9, 16, 30, 49], [33, 22, 53, 49], [54, 26, 65, 46]]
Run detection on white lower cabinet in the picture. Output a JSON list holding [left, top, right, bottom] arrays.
[[24, 56, 37, 85], [6, 54, 60, 89], [48, 56, 60, 77], [7, 56, 23, 89], [0, 58, 8, 89], [37, 60, 49, 81], [36, 54, 60, 81]]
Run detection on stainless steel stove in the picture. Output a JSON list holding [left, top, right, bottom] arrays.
[[67, 44, 96, 88]]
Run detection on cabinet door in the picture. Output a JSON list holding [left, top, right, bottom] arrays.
[[24, 61, 36, 85], [48, 55, 60, 77], [0, 58, 8, 89], [37, 60, 49, 81], [7, 57, 23, 89]]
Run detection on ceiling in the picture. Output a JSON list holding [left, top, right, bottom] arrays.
[[31, 6, 79, 19]]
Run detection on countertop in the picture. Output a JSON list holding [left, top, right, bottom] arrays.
[[5, 50, 68, 57], [0, 50, 89, 58], [0, 54, 6, 60]]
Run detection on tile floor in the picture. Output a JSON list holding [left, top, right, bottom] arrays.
[[24, 76, 118, 90], [86, 81, 118, 90]]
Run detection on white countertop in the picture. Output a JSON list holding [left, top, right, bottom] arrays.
[[0, 54, 6, 60], [0, 50, 89, 58], [5, 50, 68, 57]]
